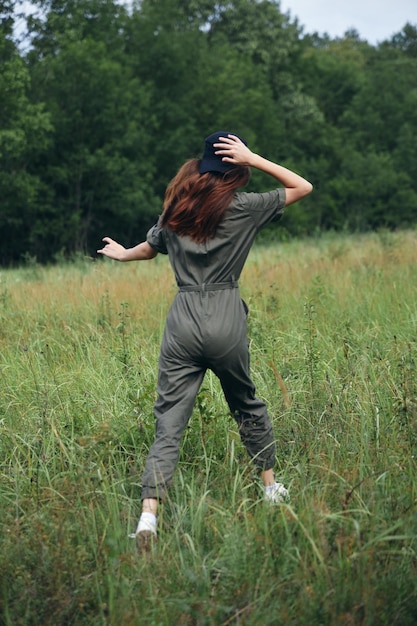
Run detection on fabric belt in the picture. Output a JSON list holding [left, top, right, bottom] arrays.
[[178, 280, 238, 293]]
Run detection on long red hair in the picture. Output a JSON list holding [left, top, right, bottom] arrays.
[[160, 159, 250, 243]]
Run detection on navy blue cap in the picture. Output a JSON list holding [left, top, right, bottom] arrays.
[[199, 131, 247, 174]]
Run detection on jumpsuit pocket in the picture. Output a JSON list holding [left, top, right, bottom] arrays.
[[241, 298, 249, 317]]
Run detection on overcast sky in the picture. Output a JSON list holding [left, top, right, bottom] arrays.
[[280, 0, 416, 43]]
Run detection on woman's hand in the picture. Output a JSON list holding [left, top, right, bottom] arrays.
[[215, 134, 313, 205], [97, 237, 128, 261], [97, 238, 158, 261], [213, 134, 255, 167]]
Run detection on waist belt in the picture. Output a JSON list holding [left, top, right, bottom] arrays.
[[178, 280, 238, 293]]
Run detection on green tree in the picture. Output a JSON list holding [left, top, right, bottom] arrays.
[[127, 0, 291, 195], [207, 0, 301, 98], [2, 1, 416, 264], [381, 22, 417, 58], [325, 148, 416, 230], [25, 0, 159, 260], [335, 27, 417, 228], [298, 33, 369, 125], [0, 11, 52, 264]]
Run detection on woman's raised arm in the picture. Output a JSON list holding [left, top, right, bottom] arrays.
[[214, 134, 313, 205]]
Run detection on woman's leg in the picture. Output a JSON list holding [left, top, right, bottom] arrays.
[[135, 355, 206, 540], [211, 333, 288, 501], [261, 468, 275, 487], [213, 346, 277, 472], [142, 498, 158, 515], [140, 360, 206, 501]]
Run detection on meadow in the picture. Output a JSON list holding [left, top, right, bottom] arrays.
[[1, 230, 416, 625]]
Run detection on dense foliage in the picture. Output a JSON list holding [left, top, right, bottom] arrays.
[[1, 0, 417, 264]]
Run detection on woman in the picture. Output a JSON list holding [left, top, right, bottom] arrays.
[[98, 132, 312, 546]]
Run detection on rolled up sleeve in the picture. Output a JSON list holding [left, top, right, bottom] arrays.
[[146, 221, 168, 255], [240, 188, 286, 231]]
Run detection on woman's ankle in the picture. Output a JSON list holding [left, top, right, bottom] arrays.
[[142, 497, 158, 516], [261, 468, 275, 487]]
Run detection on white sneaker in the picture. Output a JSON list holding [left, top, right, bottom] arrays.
[[264, 482, 289, 504], [128, 511, 157, 539]]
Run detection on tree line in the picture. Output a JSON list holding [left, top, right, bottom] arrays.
[[1, 0, 417, 265]]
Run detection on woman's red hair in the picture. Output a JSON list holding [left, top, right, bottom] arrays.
[[160, 159, 250, 243]]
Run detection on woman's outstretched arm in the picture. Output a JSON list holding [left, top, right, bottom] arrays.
[[214, 134, 313, 205], [97, 237, 158, 261]]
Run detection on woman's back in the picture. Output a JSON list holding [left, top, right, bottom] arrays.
[[148, 188, 286, 287]]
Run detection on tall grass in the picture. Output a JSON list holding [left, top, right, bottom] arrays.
[[1, 231, 416, 625]]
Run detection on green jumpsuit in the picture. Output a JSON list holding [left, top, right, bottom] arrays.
[[142, 187, 286, 500]]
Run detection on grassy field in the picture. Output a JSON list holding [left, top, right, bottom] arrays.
[[1, 230, 417, 625]]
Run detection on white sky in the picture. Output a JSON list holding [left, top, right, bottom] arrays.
[[280, 0, 416, 43]]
